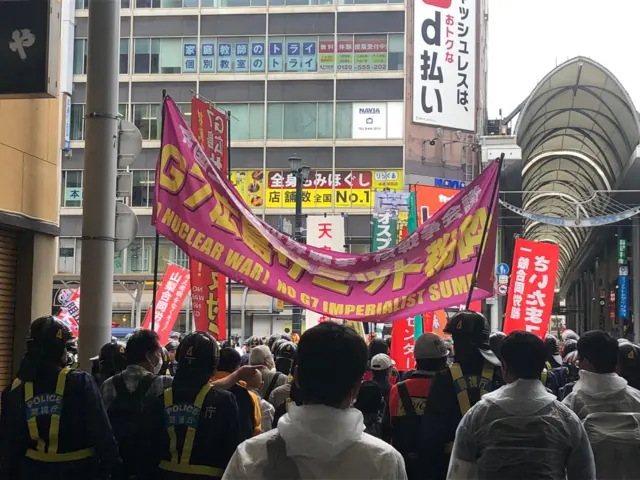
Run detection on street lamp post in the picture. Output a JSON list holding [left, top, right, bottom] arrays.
[[289, 156, 310, 334]]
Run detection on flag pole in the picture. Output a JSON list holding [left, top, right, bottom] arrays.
[[151, 89, 168, 331], [226, 111, 232, 339], [465, 153, 505, 310]]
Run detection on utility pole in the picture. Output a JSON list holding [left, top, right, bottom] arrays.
[[78, 0, 120, 369]]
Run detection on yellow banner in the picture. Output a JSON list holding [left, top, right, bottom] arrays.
[[231, 169, 403, 209]]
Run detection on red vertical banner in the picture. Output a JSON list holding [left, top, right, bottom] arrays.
[[143, 264, 191, 346], [390, 318, 416, 372], [503, 238, 560, 338], [190, 97, 228, 339]]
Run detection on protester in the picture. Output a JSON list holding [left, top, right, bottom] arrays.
[[213, 347, 262, 439], [268, 357, 297, 411], [93, 341, 127, 386], [354, 380, 385, 439], [384, 333, 449, 479], [245, 369, 276, 433], [364, 338, 400, 385], [223, 322, 407, 479], [420, 311, 503, 480], [0, 316, 119, 479], [563, 330, 640, 419], [558, 350, 580, 401], [250, 345, 287, 400], [446, 331, 596, 480], [370, 353, 393, 404]]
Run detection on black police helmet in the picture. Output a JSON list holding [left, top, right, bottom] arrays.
[[99, 341, 127, 375], [545, 334, 562, 365], [271, 338, 287, 355], [444, 311, 501, 366], [276, 341, 297, 360], [280, 333, 293, 342], [489, 331, 506, 358], [267, 333, 282, 351], [26, 316, 74, 361], [176, 332, 220, 374]]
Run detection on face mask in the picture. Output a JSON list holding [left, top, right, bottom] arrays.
[[150, 353, 163, 375]]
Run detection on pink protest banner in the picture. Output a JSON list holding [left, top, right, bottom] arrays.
[[55, 289, 80, 337], [142, 264, 190, 345], [154, 96, 498, 322]]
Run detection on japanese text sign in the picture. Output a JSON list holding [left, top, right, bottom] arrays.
[[143, 264, 191, 346], [390, 317, 416, 371], [306, 215, 346, 329], [619, 266, 629, 320], [190, 96, 228, 339], [154, 97, 498, 322], [56, 288, 80, 337], [412, 0, 476, 131], [503, 239, 559, 338]]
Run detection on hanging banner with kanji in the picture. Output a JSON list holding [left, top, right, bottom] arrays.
[[190, 96, 227, 339], [154, 97, 498, 322], [55, 288, 80, 337], [390, 317, 416, 371], [143, 264, 191, 346], [503, 238, 560, 338], [305, 215, 345, 329]]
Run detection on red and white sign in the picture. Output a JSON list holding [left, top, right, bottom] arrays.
[[503, 239, 560, 338], [55, 288, 80, 337], [143, 264, 191, 346], [305, 215, 345, 329], [190, 97, 228, 339], [390, 317, 416, 371]]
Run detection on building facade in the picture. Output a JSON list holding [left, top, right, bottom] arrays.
[[57, 0, 488, 337]]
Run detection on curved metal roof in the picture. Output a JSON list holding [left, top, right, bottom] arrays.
[[514, 57, 640, 285]]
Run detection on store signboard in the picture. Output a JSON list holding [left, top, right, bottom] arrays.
[[352, 102, 387, 139]]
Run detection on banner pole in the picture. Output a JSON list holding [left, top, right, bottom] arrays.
[[226, 111, 232, 338], [465, 153, 505, 310], [151, 89, 168, 331]]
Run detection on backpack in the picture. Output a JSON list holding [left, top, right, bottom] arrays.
[[107, 373, 156, 474]]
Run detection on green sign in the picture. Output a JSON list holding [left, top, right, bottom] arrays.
[[619, 238, 627, 264], [371, 214, 398, 252]]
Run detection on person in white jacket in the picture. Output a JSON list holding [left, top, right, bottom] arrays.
[[562, 330, 640, 420], [447, 331, 595, 480], [222, 321, 407, 480]]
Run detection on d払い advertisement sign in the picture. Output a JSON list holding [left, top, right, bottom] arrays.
[[154, 97, 498, 322], [503, 238, 560, 338], [412, 0, 476, 131], [231, 169, 403, 210]]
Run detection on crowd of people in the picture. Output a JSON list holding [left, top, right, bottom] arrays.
[[1, 312, 640, 479]]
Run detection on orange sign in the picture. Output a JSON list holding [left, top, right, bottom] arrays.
[[414, 185, 461, 225]]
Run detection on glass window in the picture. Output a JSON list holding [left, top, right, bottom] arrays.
[[126, 239, 151, 273], [158, 38, 182, 74], [133, 104, 161, 140], [281, 103, 331, 140], [161, 0, 182, 6], [73, 39, 87, 75], [266, 103, 283, 139], [114, 250, 124, 274], [349, 243, 370, 254], [213, 37, 266, 74], [218, 103, 264, 140], [119, 104, 128, 121], [62, 171, 83, 207], [120, 38, 130, 74], [336, 35, 354, 72], [283, 36, 318, 73], [336, 102, 352, 139], [171, 247, 189, 269], [183, 0, 199, 6], [177, 103, 192, 125], [317, 35, 334, 73], [131, 170, 155, 207], [58, 238, 77, 274], [353, 34, 388, 72], [388, 33, 404, 71], [317, 103, 333, 139], [70, 104, 84, 140], [134, 38, 151, 73], [75, 0, 87, 8], [182, 38, 198, 73], [122, 0, 131, 7]]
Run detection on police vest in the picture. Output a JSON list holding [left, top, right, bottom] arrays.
[[159, 384, 225, 478], [13, 366, 95, 462], [540, 361, 552, 386], [450, 361, 494, 416]]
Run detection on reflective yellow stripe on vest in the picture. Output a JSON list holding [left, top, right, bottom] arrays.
[[23, 367, 95, 462], [541, 361, 552, 386], [160, 384, 224, 477], [450, 362, 494, 416]]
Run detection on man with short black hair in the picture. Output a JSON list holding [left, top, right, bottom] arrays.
[[447, 331, 595, 480], [563, 330, 640, 419], [223, 322, 407, 479]]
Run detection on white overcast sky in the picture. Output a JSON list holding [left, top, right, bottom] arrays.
[[487, 0, 640, 119]]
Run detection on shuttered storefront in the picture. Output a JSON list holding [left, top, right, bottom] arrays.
[[0, 229, 17, 390]]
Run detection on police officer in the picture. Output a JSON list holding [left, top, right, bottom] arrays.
[[420, 311, 503, 480], [94, 341, 128, 386], [143, 332, 242, 478], [0, 316, 119, 479], [274, 341, 296, 376]]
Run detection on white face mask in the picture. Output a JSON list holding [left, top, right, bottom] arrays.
[[150, 352, 163, 375]]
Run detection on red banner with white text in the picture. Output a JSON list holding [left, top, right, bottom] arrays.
[[503, 238, 560, 338], [390, 318, 416, 371], [143, 264, 191, 346], [190, 97, 228, 339]]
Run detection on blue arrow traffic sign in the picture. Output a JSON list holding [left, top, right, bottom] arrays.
[[496, 263, 510, 276]]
